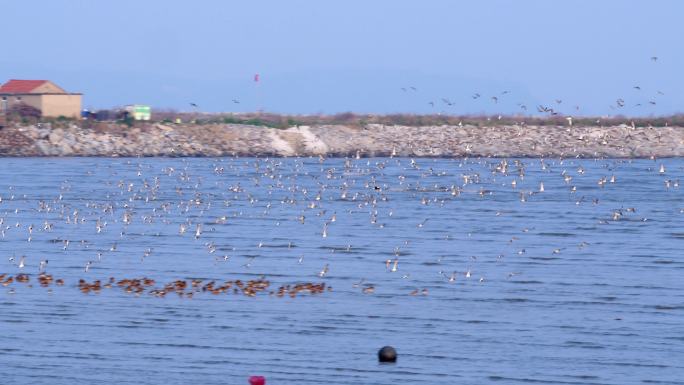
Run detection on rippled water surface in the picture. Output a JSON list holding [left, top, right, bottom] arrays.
[[0, 157, 683, 385]]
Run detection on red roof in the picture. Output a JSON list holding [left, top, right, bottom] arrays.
[[0, 79, 49, 94]]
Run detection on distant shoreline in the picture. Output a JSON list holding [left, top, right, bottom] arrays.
[[1, 121, 683, 158]]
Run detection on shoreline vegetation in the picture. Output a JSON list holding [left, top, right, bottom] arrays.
[[1, 112, 683, 158]]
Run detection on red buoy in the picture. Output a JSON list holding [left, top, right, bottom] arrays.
[[249, 376, 266, 385]]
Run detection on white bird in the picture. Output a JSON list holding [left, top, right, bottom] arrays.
[[319, 263, 329, 277]]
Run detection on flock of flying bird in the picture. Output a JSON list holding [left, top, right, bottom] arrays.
[[0, 153, 678, 299], [404, 56, 665, 116], [188, 57, 663, 115]]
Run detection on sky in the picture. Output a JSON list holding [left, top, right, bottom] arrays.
[[1, 0, 682, 116]]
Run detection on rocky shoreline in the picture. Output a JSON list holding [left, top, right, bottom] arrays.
[[0, 122, 683, 158]]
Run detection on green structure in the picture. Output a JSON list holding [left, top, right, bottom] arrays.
[[125, 105, 151, 121]]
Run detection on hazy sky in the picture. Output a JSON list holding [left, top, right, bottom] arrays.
[[1, 0, 682, 116]]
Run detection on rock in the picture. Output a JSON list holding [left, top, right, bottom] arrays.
[[34, 140, 52, 155], [48, 129, 64, 144], [58, 143, 73, 155]]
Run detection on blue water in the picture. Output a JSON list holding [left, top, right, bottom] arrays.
[[0, 157, 682, 385]]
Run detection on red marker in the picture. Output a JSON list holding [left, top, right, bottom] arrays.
[[249, 375, 265, 385]]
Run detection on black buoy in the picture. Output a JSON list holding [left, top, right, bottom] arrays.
[[378, 346, 397, 363]]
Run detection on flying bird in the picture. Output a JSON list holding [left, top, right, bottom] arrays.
[[537, 105, 554, 114]]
